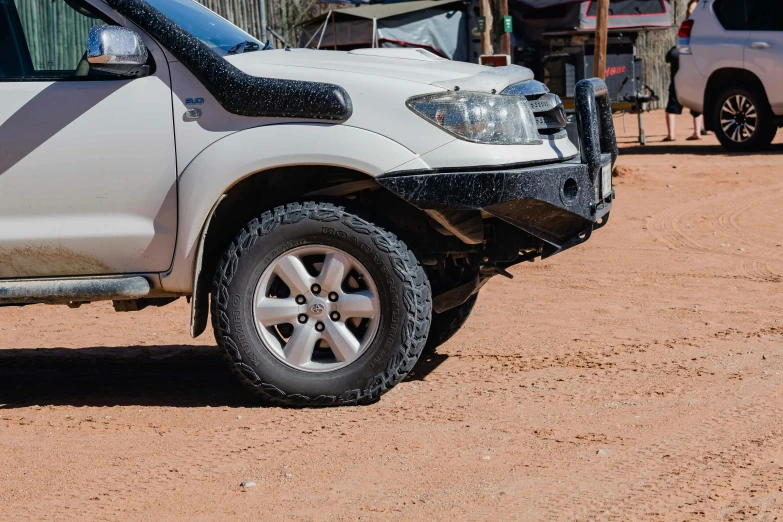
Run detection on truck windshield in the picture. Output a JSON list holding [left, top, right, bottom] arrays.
[[145, 0, 261, 55]]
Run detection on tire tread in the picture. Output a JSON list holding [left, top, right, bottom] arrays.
[[210, 201, 431, 407]]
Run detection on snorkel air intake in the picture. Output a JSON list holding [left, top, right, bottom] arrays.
[[105, 0, 352, 120]]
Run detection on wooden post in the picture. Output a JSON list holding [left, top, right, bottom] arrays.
[[259, 0, 267, 43], [592, 0, 609, 79], [479, 0, 493, 56], [499, 0, 511, 57]]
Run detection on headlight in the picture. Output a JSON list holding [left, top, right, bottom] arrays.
[[406, 91, 542, 145]]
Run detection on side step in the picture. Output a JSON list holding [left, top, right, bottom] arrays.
[[0, 276, 151, 305]]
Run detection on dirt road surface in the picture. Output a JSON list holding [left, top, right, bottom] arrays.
[[1, 111, 783, 521]]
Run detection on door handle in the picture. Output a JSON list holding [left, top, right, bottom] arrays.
[[751, 41, 770, 49]]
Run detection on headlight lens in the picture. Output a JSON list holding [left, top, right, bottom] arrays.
[[406, 91, 542, 145]]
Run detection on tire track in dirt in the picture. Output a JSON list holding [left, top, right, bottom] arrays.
[[649, 199, 708, 253], [713, 187, 783, 282], [466, 327, 783, 520], [650, 183, 783, 281], [470, 382, 783, 521], [712, 186, 783, 253], [742, 260, 782, 284], [712, 440, 783, 520], [593, 401, 783, 520]]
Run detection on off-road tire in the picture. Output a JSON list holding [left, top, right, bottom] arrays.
[[712, 85, 776, 152], [423, 294, 478, 354], [211, 202, 431, 406]]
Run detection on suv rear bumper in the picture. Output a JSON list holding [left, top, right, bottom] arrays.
[[674, 61, 707, 115], [378, 78, 617, 256]]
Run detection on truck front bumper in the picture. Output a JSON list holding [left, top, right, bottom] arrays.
[[377, 78, 619, 256]]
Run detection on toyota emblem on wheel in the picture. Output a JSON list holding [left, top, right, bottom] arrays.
[[309, 303, 325, 315]]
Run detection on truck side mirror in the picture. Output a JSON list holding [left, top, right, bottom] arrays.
[[87, 26, 150, 78]]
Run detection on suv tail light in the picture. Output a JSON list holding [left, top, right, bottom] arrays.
[[677, 19, 694, 55], [678, 19, 694, 38]]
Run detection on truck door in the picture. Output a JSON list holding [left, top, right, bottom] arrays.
[[0, 0, 177, 278]]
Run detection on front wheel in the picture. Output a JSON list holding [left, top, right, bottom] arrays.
[[211, 202, 431, 406], [713, 86, 776, 152]]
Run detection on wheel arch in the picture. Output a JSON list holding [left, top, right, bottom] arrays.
[[161, 123, 424, 289], [181, 164, 469, 337], [158, 124, 429, 336], [703, 68, 766, 131], [188, 166, 384, 337]]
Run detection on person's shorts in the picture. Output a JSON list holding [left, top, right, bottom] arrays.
[[666, 82, 701, 117]]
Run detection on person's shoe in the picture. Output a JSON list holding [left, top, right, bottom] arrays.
[[700, 129, 710, 136], [662, 137, 676, 142], [686, 135, 702, 141]]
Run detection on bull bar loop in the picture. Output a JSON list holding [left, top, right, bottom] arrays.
[[574, 78, 619, 181]]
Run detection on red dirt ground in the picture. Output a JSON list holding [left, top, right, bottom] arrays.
[[2, 110, 783, 521]]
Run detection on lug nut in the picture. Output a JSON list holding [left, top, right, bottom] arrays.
[[297, 314, 308, 324], [328, 291, 339, 302], [311, 283, 321, 294], [315, 321, 325, 332], [295, 295, 306, 304], [330, 311, 340, 321]]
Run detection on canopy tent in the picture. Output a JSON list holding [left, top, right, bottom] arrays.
[[513, 0, 672, 41], [299, 0, 468, 60]]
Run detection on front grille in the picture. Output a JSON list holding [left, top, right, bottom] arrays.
[[502, 80, 568, 139], [526, 93, 567, 138]]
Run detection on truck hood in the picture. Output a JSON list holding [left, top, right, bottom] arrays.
[[225, 48, 534, 93], [217, 48, 571, 171]]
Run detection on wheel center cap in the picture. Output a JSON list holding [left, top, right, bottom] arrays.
[[309, 299, 326, 316]]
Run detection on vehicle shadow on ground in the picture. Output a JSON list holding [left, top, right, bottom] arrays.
[[0, 344, 445, 409], [618, 142, 783, 156], [405, 353, 449, 382]]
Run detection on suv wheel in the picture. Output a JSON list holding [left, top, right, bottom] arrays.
[[713, 86, 776, 152], [211, 202, 431, 406]]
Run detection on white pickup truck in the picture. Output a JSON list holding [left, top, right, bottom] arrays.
[[0, 0, 616, 405]]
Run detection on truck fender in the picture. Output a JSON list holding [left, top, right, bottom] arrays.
[[157, 124, 426, 333], [189, 194, 225, 338]]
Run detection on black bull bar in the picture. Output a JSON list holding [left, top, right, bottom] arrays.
[[377, 78, 619, 255]]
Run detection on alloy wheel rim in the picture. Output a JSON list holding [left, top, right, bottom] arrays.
[[252, 245, 380, 373], [720, 95, 757, 143]]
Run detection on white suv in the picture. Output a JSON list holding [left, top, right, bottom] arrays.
[[675, 0, 783, 151]]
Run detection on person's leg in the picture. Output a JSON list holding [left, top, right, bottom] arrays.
[[665, 82, 682, 141], [688, 111, 703, 140], [693, 114, 703, 138], [693, 110, 709, 135], [666, 112, 677, 141]]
